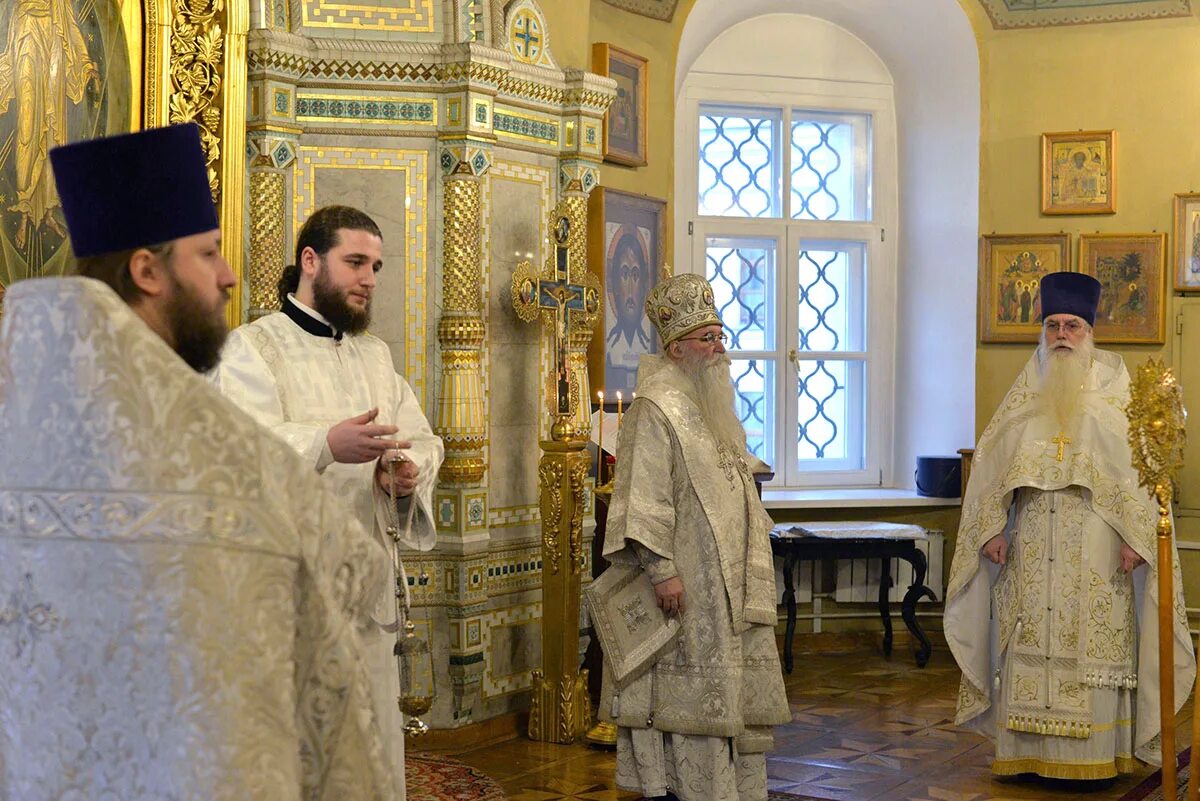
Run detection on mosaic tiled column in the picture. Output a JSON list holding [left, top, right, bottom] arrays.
[[247, 154, 289, 318], [245, 65, 298, 320], [434, 141, 492, 720], [435, 150, 489, 486]]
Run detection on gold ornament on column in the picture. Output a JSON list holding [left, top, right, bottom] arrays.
[[248, 171, 286, 314], [164, 0, 248, 325]]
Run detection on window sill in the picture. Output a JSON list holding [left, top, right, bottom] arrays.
[[760, 488, 962, 509]]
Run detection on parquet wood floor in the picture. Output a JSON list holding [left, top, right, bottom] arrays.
[[449, 644, 1193, 800]]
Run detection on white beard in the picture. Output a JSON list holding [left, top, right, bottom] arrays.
[[1036, 332, 1095, 432], [677, 351, 747, 452]]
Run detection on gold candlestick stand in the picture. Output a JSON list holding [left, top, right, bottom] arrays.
[[1127, 358, 1188, 801], [512, 200, 601, 743], [584, 478, 617, 748]]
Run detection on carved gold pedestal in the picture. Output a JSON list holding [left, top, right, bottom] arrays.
[[584, 720, 618, 748], [528, 438, 593, 743]]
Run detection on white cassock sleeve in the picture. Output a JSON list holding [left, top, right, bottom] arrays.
[[378, 369, 442, 553], [210, 332, 330, 469]]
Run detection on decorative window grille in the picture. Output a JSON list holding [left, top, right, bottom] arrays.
[[790, 111, 871, 222], [697, 108, 781, 219], [692, 102, 889, 487], [706, 237, 776, 465]]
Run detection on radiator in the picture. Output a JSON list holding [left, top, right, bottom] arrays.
[[833, 530, 944, 603], [774, 556, 813, 604]]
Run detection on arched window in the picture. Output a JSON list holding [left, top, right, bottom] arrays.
[[675, 1, 979, 493], [677, 15, 898, 487]]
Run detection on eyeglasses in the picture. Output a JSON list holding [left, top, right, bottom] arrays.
[[678, 331, 728, 345], [1043, 319, 1085, 335]]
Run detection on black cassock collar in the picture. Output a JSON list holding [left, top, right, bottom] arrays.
[[282, 295, 343, 341]]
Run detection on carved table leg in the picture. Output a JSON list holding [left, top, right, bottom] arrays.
[[899, 546, 938, 668], [783, 550, 797, 674], [879, 556, 894, 657]]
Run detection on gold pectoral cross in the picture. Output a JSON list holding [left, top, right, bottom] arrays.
[[1052, 432, 1071, 462]]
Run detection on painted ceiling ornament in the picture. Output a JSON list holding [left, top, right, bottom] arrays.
[[598, 0, 677, 21], [978, 0, 1189, 28]]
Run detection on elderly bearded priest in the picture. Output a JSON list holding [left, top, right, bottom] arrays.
[[598, 274, 789, 801], [0, 125, 396, 800], [945, 272, 1194, 781]]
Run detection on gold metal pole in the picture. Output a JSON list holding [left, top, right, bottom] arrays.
[[1158, 482, 1178, 801], [1128, 359, 1188, 801]]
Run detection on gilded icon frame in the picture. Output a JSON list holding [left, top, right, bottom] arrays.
[[1172, 192, 1200, 291], [978, 233, 1071, 343], [592, 43, 648, 168], [1041, 130, 1116, 215], [586, 187, 666, 403], [1077, 232, 1167, 344]]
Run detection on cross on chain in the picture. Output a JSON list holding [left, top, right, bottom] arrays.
[[510, 216, 600, 419]]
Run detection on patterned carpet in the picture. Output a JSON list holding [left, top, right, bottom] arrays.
[[1117, 749, 1191, 801], [407, 752, 508, 801]]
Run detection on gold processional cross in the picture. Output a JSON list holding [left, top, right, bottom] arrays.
[[511, 215, 600, 434], [508, 212, 601, 744], [1052, 432, 1071, 462]]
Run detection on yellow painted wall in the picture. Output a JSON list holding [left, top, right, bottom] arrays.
[[539, 1, 591, 80], [528, 2, 678, 268], [587, 2, 679, 268], [973, 15, 1200, 434]]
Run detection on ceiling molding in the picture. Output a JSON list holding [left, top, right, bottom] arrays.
[[978, 0, 1191, 29], [598, 0, 678, 22]]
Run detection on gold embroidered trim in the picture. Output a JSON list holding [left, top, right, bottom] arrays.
[[991, 755, 1137, 780]]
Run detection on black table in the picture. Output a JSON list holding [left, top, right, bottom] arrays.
[[770, 532, 938, 671]]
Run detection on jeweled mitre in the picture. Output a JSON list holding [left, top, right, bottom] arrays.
[[644, 273, 721, 345]]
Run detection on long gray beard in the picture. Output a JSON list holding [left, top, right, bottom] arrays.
[[1037, 333, 1095, 432], [678, 351, 747, 452]]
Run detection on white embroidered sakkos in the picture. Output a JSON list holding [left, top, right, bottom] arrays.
[[0, 278, 396, 801], [598, 355, 789, 801], [944, 348, 1194, 776]]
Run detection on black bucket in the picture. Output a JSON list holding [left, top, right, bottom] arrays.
[[915, 456, 962, 498]]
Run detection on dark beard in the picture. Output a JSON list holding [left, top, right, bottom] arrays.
[[164, 274, 228, 373], [312, 258, 370, 335]]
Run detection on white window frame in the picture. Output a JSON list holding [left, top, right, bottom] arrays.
[[677, 75, 898, 489]]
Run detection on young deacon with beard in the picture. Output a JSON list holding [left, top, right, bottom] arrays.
[[211, 205, 443, 798], [597, 274, 789, 801], [944, 272, 1194, 782], [0, 125, 397, 800]]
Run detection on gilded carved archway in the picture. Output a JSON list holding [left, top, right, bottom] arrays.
[[146, 0, 249, 324], [0, 0, 246, 322]]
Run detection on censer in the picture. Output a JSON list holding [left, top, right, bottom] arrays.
[[385, 452, 435, 737]]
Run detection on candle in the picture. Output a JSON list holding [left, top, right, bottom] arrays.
[[616, 391, 623, 430], [596, 391, 604, 484]]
